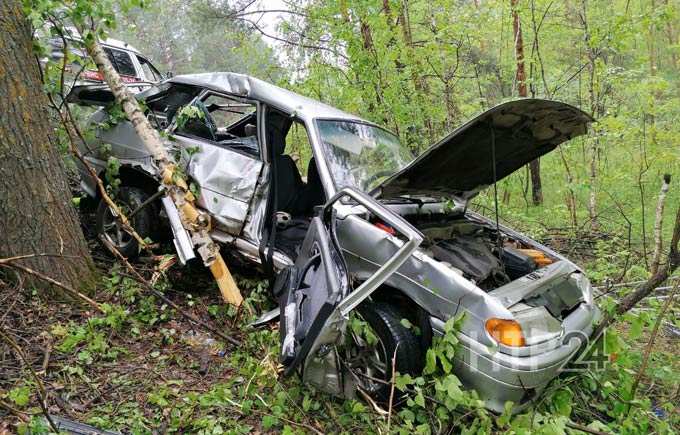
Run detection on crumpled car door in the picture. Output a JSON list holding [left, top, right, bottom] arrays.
[[278, 187, 423, 395], [175, 134, 263, 235]]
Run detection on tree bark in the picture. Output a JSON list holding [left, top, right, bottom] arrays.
[[0, 0, 94, 291], [650, 174, 671, 275], [511, 0, 543, 205]]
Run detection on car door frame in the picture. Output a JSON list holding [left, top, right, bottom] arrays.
[[279, 187, 423, 394], [168, 89, 265, 236]]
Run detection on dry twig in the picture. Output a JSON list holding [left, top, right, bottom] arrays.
[[630, 278, 679, 398], [0, 327, 58, 432], [0, 256, 102, 313], [386, 345, 398, 433]]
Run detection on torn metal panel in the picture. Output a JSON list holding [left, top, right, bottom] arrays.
[[241, 164, 270, 243], [179, 138, 263, 234], [161, 195, 196, 265], [488, 261, 578, 308]]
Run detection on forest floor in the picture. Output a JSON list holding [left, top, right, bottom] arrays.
[[1, 210, 678, 434]]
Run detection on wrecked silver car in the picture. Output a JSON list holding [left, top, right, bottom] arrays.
[[73, 72, 599, 412]]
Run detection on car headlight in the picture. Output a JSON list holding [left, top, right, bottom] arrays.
[[485, 318, 526, 347]]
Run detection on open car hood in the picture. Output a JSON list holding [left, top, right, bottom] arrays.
[[376, 99, 593, 200]]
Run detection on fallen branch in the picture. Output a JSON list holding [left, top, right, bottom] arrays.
[[0, 327, 58, 432], [0, 398, 31, 422], [565, 421, 610, 435], [630, 278, 679, 398], [593, 204, 680, 339], [99, 236, 241, 346], [0, 257, 103, 313], [386, 345, 398, 433]]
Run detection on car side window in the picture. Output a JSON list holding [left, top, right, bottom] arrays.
[[174, 93, 260, 158], [145, 84, 201, 130], [137, 56, 162, 82], [104, 47, 137, 77]]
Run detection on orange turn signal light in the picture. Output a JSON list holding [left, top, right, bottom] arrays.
[[485, 318, 526, 347]]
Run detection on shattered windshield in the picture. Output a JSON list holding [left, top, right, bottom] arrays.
[[316, 120, 413, 191]]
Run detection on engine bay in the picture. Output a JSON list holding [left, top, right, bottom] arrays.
[[405, 212, 555, 291]]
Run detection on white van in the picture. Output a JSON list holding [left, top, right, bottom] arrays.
[[42, 27, 164, 103]]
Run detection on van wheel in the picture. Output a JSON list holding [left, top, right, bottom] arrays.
[[346, 302, 423, 403], [96, 187, 156, 259]]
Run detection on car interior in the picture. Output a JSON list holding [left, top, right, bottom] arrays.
[[265, 110, 327, 258], [174, 93, 260, 157]]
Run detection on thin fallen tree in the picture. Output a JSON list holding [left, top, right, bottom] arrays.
[[592, 201, 680, 339], [71, 24, 243, 306], [0, 254, 103, 313], [38, 21, 149, 253]]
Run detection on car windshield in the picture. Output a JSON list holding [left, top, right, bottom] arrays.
[[316, 120, 413, 191]]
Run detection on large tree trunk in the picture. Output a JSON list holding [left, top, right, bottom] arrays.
[[0, 0, 94, 291], [511, 0, 543, 205]]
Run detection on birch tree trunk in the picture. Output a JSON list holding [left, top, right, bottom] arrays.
[[651, 174, 671, 275], [0, 0, 95, 292], [511, 0, 543, 205], [77, 28, 242, 306]]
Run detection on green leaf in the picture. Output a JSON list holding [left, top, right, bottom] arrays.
[[395, 373, 414, 391], [443, 375, 463, 401], [629, 315, 643, 339], [423, 348, 437, 374], [8, 386, 31, 407], [552, 389, 573, 417], [351, 401, 366, 414], [262, 415, 278, 429], [414, 391, 426, 408]]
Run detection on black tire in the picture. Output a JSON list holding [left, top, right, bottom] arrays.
[[351, 302, 424, 402], [95, 186, 157, 259]]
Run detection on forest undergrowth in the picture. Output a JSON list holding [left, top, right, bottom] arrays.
[[1, 205, 677, 434]]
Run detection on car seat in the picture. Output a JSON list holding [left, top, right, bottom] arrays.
[[271, 129, 304, 215]]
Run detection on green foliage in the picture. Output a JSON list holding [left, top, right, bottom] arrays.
[[280, 0, 679, 252], [7, 385, 32, 407], [110, 0, 282, 79], [175, 104, 204, 130]]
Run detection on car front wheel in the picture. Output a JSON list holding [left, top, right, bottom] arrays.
[[346, 302, 424, 403], [95, 186, 156, 259]]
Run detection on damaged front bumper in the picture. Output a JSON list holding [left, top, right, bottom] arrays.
[[431, 300, 600, 413]]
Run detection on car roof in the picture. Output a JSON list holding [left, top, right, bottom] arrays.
[[102, 37, 141, 55], [168, 72, 370, 123], [61, 26, 142, 54]]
